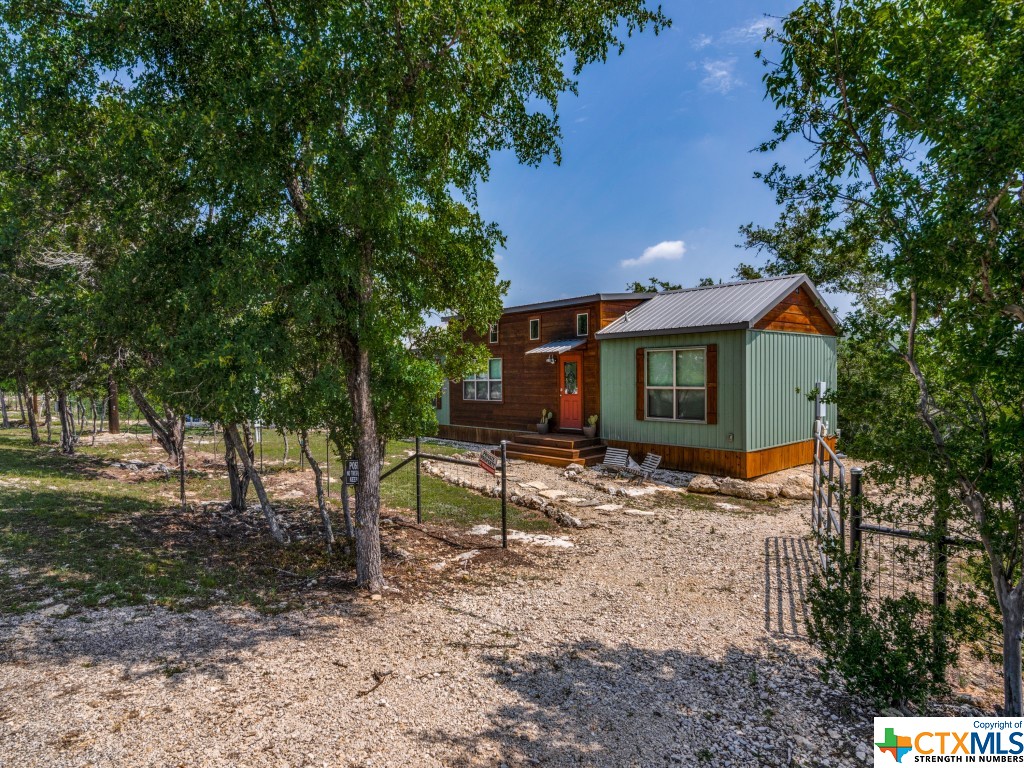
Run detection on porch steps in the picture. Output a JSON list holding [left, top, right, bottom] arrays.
[[504, 432, 607, 468]]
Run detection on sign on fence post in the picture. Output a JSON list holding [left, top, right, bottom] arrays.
[[478, 449, 498, 476], [344, 458, 360, 486]]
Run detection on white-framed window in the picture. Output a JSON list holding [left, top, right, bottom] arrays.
[[488, 323, 499, 344], [529, 318, 540, 340], [576, 312, 589, 337], [645, 347, 706, 422], [463, 358, 503, 401]]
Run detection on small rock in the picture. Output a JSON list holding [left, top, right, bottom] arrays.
[[779, 474, 814, 500], [370, 593, 382, 601], [719, 478, 781, 501], [538, 489, 567, 500], [687, 475, 720, 494]]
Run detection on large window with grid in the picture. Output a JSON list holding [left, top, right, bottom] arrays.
[[462, 358, 503, 401], [645, 348, 706, 421]]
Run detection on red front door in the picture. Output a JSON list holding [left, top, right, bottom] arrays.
[[559, 353, 583, 430]]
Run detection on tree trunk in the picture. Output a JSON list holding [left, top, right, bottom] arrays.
[[226, 423, 287, 544], [57, 390, 76, 454], [15, 387, 24, 423], [300, 429, 335, 554], [280, 428, 289, 463], [1000, 586, 1024, 715], [127, 384, 180, 462], [176, 415, 186, 513], [346, 346, 385, 592], [0, 389, 8, 428], [17, 374, 40, 444], [223, 424, 247, 512], [44, 392, 52, 443], [107, 377, 120, 434]]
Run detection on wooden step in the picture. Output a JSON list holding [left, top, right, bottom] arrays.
[[512, 432, 602, 449], [505, 449, 605, 468], [503, 441, 606, 461]]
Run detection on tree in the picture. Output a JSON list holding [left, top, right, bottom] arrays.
[[33, 0, 669, 592], [626, 277, 682, 292], [747, 0, 1024, 713]]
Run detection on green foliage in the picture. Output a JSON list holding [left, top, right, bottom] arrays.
[[807, 547, 953, 709], [626, 277, 682, 293], [748, 0, 1024, 711]]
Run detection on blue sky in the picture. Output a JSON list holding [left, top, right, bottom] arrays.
[[476, 1, 819, 308]]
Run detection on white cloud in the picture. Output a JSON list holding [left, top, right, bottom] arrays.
[[722, 18, 772, 43], [700, 58, 741, 94], [621, 240, 686, 268], [692, 33, 713, 50]]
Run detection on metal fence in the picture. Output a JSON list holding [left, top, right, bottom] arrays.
[[808, 385, 987, 668], [380, 437, 510, 547]]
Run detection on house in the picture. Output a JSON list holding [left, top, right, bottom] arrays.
[[436, 274, 838, 479]]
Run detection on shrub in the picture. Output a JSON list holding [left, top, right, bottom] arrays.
[[806, 546, 955, 709]]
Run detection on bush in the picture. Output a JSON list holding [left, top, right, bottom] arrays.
[[807, 547, 955, 709]]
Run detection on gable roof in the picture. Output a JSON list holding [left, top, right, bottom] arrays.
[[594, 274, 838, 339], [502, 292, 653, 315]]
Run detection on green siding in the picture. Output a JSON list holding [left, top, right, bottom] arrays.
[[435, 380, 450, 426], [598, 331, 747, 451], [744, 330, 837, 451]]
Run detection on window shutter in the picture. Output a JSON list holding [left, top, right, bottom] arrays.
[[635, 348, 645, 421], [706, 344, 718, 424]]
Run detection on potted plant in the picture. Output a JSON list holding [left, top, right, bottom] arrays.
[[583, 414, 599, 439], [537, 408, 554, 434]]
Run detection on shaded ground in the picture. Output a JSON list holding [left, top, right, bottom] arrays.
[[0, 427, 1003, 767]]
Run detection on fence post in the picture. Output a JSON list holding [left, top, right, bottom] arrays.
[[850, 467, 864, 591], [415, 436, 422, 524], [933, 513, 949, 683], [500, 441, 508, 549]]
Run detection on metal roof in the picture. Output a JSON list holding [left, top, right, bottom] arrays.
[[525, 338, 587, 355], [503, 292, 653, 315], [594, 274, 838, 339]]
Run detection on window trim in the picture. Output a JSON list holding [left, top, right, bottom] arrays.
[[529, 317, 541, 341], [488, 323, 499, 344], [644, 347, 707, 423], [576, 312, 589, 337], [462, 357, 503, 402]]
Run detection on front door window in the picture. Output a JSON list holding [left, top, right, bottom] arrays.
[[563, 361, 578, 395]]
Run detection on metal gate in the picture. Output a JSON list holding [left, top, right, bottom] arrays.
[[810, 383, 846, 569]]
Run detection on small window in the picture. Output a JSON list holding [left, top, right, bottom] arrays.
[[576, 313, 589, 337], [529, 318, 540, 340], [462, 358, 503, 402], [645, 348, 706, 422], [488, 323, 499, 344]]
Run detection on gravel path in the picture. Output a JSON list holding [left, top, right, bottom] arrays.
[[2, 469, 884, 767]]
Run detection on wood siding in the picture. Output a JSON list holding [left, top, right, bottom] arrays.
[[447, 298, 646, 434], [606, 436, 837, 479], [754, 286, 836, 335]]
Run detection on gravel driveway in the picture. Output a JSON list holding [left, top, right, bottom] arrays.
[[1, 465, 880, 768]]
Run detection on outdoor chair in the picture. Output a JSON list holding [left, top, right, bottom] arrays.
[[601, 447, 630, 476], [623, 453, 662, 483]]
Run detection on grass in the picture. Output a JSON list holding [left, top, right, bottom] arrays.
[[0, 425, 549, 615]]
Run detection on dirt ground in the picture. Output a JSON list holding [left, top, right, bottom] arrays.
[[0, 448, 1002, 768]]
